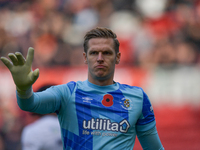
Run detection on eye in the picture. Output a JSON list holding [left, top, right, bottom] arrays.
[[103, 51, 112, 55], [90, 51, 98, 55]]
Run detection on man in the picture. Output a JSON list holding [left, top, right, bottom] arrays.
[[21, 84, 62, 150], [1, 27, 164, 150]]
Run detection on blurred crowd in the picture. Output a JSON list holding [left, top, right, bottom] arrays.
[[1, 0, 200, 149], [0, 0, 200, 68]]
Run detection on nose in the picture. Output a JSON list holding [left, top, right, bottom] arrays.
[[97, 52, 104, 62]]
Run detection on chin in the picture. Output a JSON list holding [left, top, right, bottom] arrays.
[[95, 71, 106, 77], [95, 74, 110, 81]]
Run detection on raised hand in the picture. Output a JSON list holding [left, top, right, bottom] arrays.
[[0, 47, 39, 91]]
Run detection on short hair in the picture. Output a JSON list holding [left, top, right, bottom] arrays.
[[83, 27, 120, 54]]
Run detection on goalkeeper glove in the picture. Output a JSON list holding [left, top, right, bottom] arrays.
[[0, 47, 39, 98]]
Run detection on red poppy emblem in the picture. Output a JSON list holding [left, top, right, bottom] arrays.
[[102, 94, 114, 107]]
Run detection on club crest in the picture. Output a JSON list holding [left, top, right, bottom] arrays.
[[120, 98, 132, 110]]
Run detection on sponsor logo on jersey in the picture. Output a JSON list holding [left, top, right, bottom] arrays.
[[83, 118, 130, 133], [150, 106, 154, 112], [120, 98, 133, 110], [82, 97, 93, 103]]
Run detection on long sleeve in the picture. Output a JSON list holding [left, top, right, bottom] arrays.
[[135, 89, 164, 150], [17, 85, 63, 114], [137, 126, 164, 150]]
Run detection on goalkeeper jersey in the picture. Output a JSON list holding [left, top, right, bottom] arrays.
[[17, 80, 164, 150]]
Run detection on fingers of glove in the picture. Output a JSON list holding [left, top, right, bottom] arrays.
[[15, 52, 26, 65], [8, 53, 19, 66], [26, 47, 34, 67], [31, 68, 39, 82], [0, 57, 13, 70]]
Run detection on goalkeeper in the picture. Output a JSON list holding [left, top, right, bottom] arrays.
[[1, 27, 164, 150]]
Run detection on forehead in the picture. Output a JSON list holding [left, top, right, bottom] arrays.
[[87, 38, 115, 51]]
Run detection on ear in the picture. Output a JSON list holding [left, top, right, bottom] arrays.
[[115, 52, 121, 64], [83, 52, 87, 64]]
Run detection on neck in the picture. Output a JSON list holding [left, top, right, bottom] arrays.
[[88, 78, 114, 86]]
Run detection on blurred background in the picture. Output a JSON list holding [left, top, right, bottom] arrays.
[[0, 0, 200, 149]]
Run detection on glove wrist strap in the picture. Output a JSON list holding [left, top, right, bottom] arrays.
[[17, 86, 33, 99]]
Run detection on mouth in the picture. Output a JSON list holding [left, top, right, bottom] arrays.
[[95, 65, 106, 69]]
